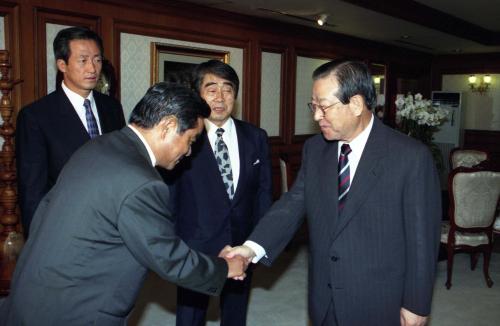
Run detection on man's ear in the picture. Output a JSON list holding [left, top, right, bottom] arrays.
[[159, 116, 178, 139], [349, 95, 364, 116], [56, 59, 67, 73]]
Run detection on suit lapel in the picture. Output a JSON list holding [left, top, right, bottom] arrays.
[[57, 89, 90, 142], [321, 140, 340, 240], [231, 120, 247, 204], [94, 92, 111, 133], [331, 118, 386, 242]]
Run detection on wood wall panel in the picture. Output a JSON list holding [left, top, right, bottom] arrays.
[[463, 129, 500, 165], [4, 0, 434, 193]]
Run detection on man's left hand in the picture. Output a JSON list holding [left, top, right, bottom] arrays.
[[400, 307, 428, 326]]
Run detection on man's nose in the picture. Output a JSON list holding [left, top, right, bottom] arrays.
[[313, 109, 323, 122]]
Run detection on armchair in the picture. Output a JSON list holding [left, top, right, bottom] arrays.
[[450, 148, 488, 170], [440, 167, 500, 289]]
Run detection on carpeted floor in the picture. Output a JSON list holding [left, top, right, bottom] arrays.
[[130, 238, 500, 326]]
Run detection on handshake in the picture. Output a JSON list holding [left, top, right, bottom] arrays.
[[218, 245, 256, 280]]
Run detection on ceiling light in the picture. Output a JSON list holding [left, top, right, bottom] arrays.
[[317, 14, 328, 26]]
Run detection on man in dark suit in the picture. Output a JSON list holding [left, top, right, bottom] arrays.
[[0, 83, 246, 325], [16, 26, 125, 237], [169, 60, 273, 326], [227, 61, 442, 326]]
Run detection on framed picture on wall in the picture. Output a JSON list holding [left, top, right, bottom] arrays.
[[150, 42, 230, 86]]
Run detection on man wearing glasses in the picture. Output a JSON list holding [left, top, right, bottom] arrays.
[[227, 60, 441, 326]]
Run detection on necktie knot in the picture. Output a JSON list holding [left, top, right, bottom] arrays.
[[83, 99, 91, 111], [84, 99, 99, 138], [216, 128, 225, 138], [341, 144, 352, 156]]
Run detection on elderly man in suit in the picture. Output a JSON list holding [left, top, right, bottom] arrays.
[[228, 60, 441, 326], [168, 60, 273, 326], [16, 26, 125, 237], [0, 83, 246, 325]]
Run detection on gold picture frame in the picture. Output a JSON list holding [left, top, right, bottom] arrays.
[[150, 42, 230, 85]]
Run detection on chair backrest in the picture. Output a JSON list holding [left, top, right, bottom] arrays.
[[450, 148, 488, 169], [279, 157, 289, 194], [450, 168, 500, 229]]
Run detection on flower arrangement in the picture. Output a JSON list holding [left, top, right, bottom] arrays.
[[395, 93, 449, 170]]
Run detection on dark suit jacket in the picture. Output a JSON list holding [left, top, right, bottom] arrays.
[[16, 88, 125, 235], [168, 119, 273, 255], [1, 127, 227, 326], [249, 117, 441, 326]]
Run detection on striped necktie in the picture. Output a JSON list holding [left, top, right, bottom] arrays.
[[84, 99, 99, 138], [338, 143, 352, 211]]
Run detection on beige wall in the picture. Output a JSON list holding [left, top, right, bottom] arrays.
[[442, 74, 500, 131]]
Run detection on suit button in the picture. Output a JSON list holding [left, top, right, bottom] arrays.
[[327, 283, 332, 289], [331, 256, 338, 262]]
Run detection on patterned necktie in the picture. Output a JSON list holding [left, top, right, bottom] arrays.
[[84, 99, 99, 138], [214, 128, 234, 199], [338, 143, 352, 211]]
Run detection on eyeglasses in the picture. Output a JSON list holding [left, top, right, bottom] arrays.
[[307, 101, 342, 116]]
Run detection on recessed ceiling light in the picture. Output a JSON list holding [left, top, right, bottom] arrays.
[[317, 14, 328, 26]]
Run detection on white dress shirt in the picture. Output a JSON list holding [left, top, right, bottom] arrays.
[[337, 114, 374, 184], [61, 81, 102, 135], [128, 125, 156, 167], [205, 118, 240, 191], [245, 114, 375, 263]]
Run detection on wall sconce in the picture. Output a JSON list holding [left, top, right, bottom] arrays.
[[373, 76, 381, 85], [468, 74, 491, 95], [317, 14, 328, 26]]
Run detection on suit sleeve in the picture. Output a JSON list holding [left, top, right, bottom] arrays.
[[402, 145, 442, 316], [117, 180, 228, 296], [253, 129, 273, 223], [16, 108, 49, 235], [248, 141, 308, 265]]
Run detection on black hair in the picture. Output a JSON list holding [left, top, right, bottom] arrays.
[[312, 60, 376, 110], [192, 60, 239, 97], [129, 82, 210, 133], [53, 27, 104, 63]]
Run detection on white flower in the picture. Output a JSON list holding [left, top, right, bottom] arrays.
[[395, 93, 448, 128]]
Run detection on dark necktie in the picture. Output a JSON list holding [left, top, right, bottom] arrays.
[[84, 99, 99, 138], [338, 144, 352, 211], [214, 128, 234, 199]]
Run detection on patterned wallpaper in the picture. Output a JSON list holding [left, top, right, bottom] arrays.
[[295, 56, 329, 135], [260, 51, 281, 137], [120, 33, 243, 121], [46, 23, 72, 93]]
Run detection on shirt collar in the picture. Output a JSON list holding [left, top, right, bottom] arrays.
[[339, 114, 374, 155], [61, 81, 94, 106], [204, 117, 235, 137], [127, 125, 157, 167]]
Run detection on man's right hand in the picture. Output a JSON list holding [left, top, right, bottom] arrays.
[[225, 245, 256, 262], [219, 246, 247, 279]]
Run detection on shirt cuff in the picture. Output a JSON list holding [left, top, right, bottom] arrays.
[[243, 240, 267, 263]]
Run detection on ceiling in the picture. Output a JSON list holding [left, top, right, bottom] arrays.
[[174, 0, 500, 54]]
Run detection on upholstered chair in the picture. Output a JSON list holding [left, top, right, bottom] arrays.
[[450, 148, 489, 170], [441, 167, 500, 289], [279, 155, 291, 194]]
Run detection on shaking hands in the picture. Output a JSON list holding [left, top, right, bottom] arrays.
[[218, 245, 257, 280]]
